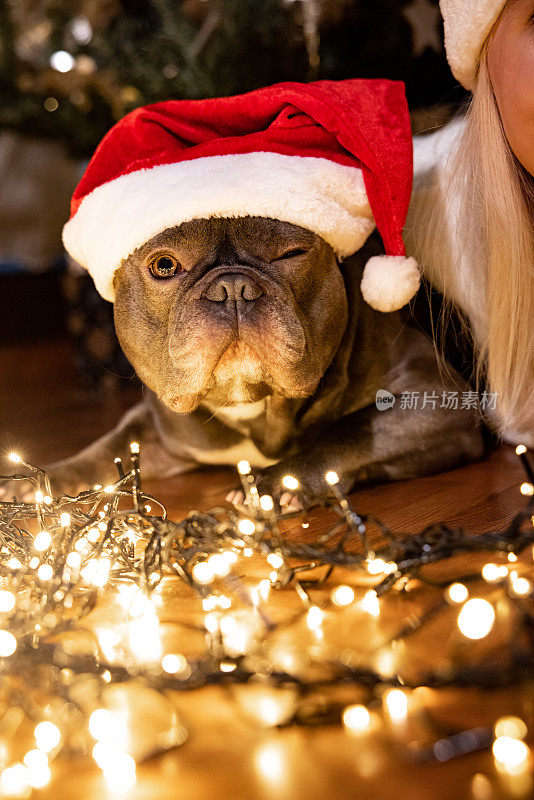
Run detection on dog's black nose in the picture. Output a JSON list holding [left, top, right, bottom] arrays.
[[202, 273, 264, 305]]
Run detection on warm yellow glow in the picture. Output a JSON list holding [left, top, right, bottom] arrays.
[[508, 552, 518, 562], [331, 585, 355, 607], [34, 490, 43, 504], [89, 709, 114, 740], [243, 547, 253, 557], [520, 482, 534, 496], [281, 475, 299, 491], [104, 485, 115, 494], [360, 589, 380, 617], [342, 704, 371, 733], [254, 741, 286, 784], [66, 552, 81, 569], [0, 630, 17, 657], [494, 717, 528, 740], [7, 558, 21, 570], [23, 750, 48, 771], [445, 582, 469, 604], [130, 441, 140, 454], [511, 576, 531, 596], [162, 653, 188, 675], [516, 444, 528, 455], [237, 460, 251, 475], [60, 512, 71, 528], [238, 518, 256, 536], [192, 561, 214, 585], [37, 564, 53, 582], [260, 495, 274, 512], [325, 471, 339, 486], [8, 452, 21, 464], [0, 590, 15, 613], [34, 531, 52, 552], [103, 751, 136, 792], [267, 553, 284, 570], [0, 763, 29, 796], [207, 553, 232, 579], [220, 661, 236, 673], [306, 605, 324, 630], [493, 736, 530, 774], [34, 721, 61, 752], [482, 563, 508, 582], [384, 689, 408, 722], [366, 558, 387, 575], [457, 598, 495, 640]]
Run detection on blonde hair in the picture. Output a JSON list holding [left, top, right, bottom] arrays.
[[407, 50, 534, 441]]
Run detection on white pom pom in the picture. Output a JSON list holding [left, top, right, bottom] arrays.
[[360, 255, 420, 312]]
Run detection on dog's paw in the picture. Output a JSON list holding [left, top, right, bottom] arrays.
[[225, 459, 339, 513]]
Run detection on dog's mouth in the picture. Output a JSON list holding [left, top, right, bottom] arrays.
[[167, 339, 271, 412]]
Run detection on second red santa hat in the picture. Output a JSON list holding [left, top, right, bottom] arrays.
[[62, 79, 419, 312]]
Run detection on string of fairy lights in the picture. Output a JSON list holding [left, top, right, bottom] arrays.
[[0, 443, 533, 795]]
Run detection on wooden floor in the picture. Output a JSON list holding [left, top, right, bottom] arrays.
[[0, 338, 532, 800]]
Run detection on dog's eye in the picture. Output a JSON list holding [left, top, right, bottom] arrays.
[[149, 254, 181, 279], [274, 248, 308, 261]]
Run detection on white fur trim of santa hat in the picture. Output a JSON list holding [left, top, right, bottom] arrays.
[[440, 0, 506, 89], [361, 255, 420, 313], [63, 151, 377, 303]]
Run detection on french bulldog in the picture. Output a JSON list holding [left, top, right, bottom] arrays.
[[37, 215, 484, 508]]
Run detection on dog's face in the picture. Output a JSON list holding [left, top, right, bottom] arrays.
[[113, 217, 349, 412]]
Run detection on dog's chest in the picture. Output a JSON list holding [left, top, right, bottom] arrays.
[[187, 399, 279, 468]]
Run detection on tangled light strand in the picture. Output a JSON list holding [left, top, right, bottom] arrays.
[[0, 445, 532, 793]]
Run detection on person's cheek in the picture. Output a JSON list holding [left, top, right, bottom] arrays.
[[489, 25, 534, 176]]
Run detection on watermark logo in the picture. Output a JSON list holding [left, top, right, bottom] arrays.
[[375, 389, 498, 412], [375, 389, 396, 411]]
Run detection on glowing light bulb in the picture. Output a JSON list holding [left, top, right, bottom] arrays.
[[494, 716, 528, 740], [267, 553, 284, 569], [0, 591, 15, 613], [331, 585, 355, 606], [508, 552, 518, 562], [103, 751, 136, 792], [60, 513, 70, 528], [342, 704, 371, 733], [34, 490, 43, 504], [161, 653, 188, 674], [130, 441, 140, 454], [360, 589, 380, 617], [238, 518, 256, 536], [192, 561, 214, 585], [8, 452, 21, 464], [457, 598, 495, 640], [384, 689, 408, 722], [0, 630, 17, 656], [237, 460, 251, 475], [104, 485, 114, 494], [516, 444, 528, 455], [34, 721, 61, 752], [260, 495, 274, 512], [481, 563, 508, 582], [520, 482, 534, 496], [445, 582, 469, 604], [493, 736, 530, 774], [325, 471, 339, 486], [0, 764, 30, 796], [511, 576, 531, 596], [306, 605, 323, 630], [34, 531, 52, 552], [281, 475, 299, 491], [37, 564, 53, 582], [50, 50, 75, 72], [366, 558, 387, 575]]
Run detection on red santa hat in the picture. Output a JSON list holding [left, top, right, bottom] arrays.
[[62, 79, 419, 312]]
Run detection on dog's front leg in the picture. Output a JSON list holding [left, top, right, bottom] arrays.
[[244, 401, 485, 509], [1, 402, 196, 499]]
